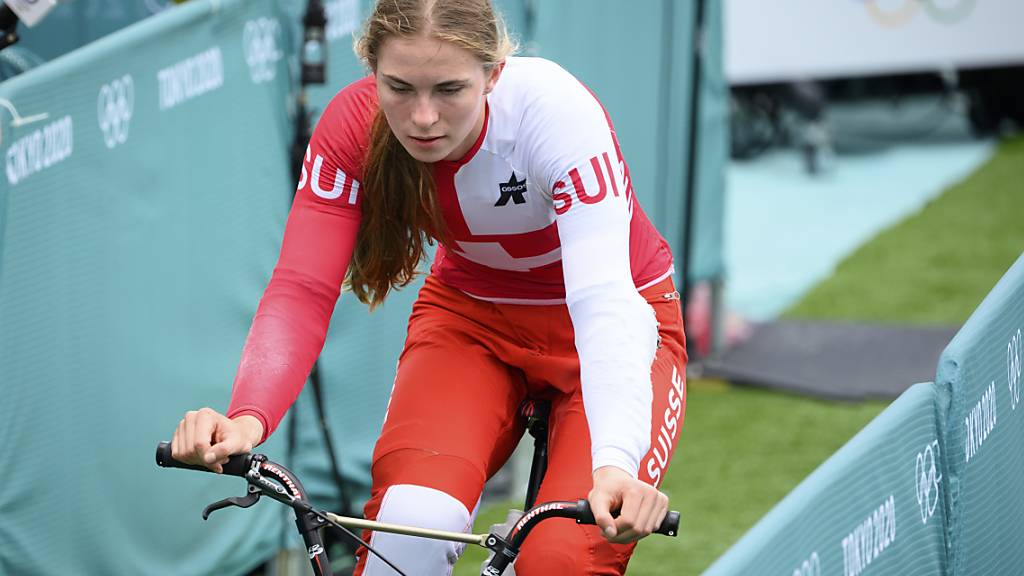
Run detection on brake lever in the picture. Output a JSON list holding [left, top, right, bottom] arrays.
[[202, 485, 261, 520]]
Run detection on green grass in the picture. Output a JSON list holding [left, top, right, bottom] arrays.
[[454, 383, 886, 576], [454, 135, 1024, 575], [785, 135, 1024, 324]]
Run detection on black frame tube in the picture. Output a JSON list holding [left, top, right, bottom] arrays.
[[680, 0, 706, 360]]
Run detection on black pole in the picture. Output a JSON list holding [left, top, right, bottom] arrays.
[[291, 0, 354, 520], [309, 363, 354, 516], [289, 4, 361, 572], [0, 6, 19, 50], [680, 0, 706, 361], [301, 0, 328, 86]]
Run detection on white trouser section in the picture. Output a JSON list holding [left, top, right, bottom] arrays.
[[363, 484, 475, 576]]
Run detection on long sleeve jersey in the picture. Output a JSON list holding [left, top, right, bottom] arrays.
[[227, 57, 674, 477]]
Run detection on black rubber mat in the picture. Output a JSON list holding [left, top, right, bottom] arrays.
[[699, 320, 960, 400]]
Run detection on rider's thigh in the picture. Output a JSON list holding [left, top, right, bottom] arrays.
[[514, 391, 637, 576], [370, 279, 529, 501], [354, 282, 528, 574]]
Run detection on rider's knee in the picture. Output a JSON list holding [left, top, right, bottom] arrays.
[[514, 519, 633, 576], [361, 484, 475, 575]]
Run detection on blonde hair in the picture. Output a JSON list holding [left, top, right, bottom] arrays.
[[355, 0, 516, 72], [346, 0, 517, 309]]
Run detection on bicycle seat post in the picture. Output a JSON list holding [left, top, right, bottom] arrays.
[[522, 400, 550, 510]]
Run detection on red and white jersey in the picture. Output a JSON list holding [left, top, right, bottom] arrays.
[[229, 57, 675, 477], [428, 57, 673, 303]]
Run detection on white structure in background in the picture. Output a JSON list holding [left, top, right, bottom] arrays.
[[725, 0, 1024, 85]]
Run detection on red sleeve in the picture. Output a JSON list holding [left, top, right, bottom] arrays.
[[226, 76, 378, 443]]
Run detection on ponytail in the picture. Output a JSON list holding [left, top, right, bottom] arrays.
[[346, 111, 448, 309]]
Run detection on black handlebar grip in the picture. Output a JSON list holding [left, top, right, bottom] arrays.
[[658, 511, 681, 537], [576, 499, 680, 537], [155, 441, 253, 477]]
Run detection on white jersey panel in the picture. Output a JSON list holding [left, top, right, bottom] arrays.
[[452, 148, 553, 237]]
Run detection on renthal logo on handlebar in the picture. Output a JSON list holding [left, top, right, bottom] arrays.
[[260, 462, 303, 498], [511, 501, 573, 534]]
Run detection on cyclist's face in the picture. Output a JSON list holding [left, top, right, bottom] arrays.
[[376, 33, 502, 163]]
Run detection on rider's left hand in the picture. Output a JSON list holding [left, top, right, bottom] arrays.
[[587, 466, 670, 544]]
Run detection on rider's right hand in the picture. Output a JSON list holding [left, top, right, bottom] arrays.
[[170, 408, 264, 474]]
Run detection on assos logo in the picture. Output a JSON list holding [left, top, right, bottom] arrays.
[[243, 18, 283, 84], [495, 172, 527, 206], [915, 439, 942, 525], [97, 74, 134, 149]]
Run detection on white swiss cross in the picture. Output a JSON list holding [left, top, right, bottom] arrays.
[[454, 241, 561, 272]]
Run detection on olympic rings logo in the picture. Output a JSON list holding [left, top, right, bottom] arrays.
[[864, 0, 977, 28], [915, 439, 942, 525], [97, 74, 134, 149], [1008, 328, 1021, 411], [792, 552, 821, 576], [243, 18, 283, 85]]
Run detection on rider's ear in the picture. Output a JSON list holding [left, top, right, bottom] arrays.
[[483, 60, 505, 95]]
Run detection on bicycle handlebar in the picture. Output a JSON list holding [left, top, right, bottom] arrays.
[[495, 498, 678, 553], [156, 442, 681, 576], [479, 498, 679, 575], [155, 442, 254, 476], [157, 442, 679, 536]]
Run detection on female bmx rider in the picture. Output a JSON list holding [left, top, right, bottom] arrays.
[[170, 0, 687, 573]]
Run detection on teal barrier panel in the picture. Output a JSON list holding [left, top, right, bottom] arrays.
[[5, 1, 365, 89], [9, 0, 169, 63], [704, 383, 948, 576], [528, 0, 727, 284], [0, 1, 296, 574], [935, 253, 1024, 575]]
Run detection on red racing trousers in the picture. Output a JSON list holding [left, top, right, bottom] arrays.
[[353, 274, 687, 575]]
